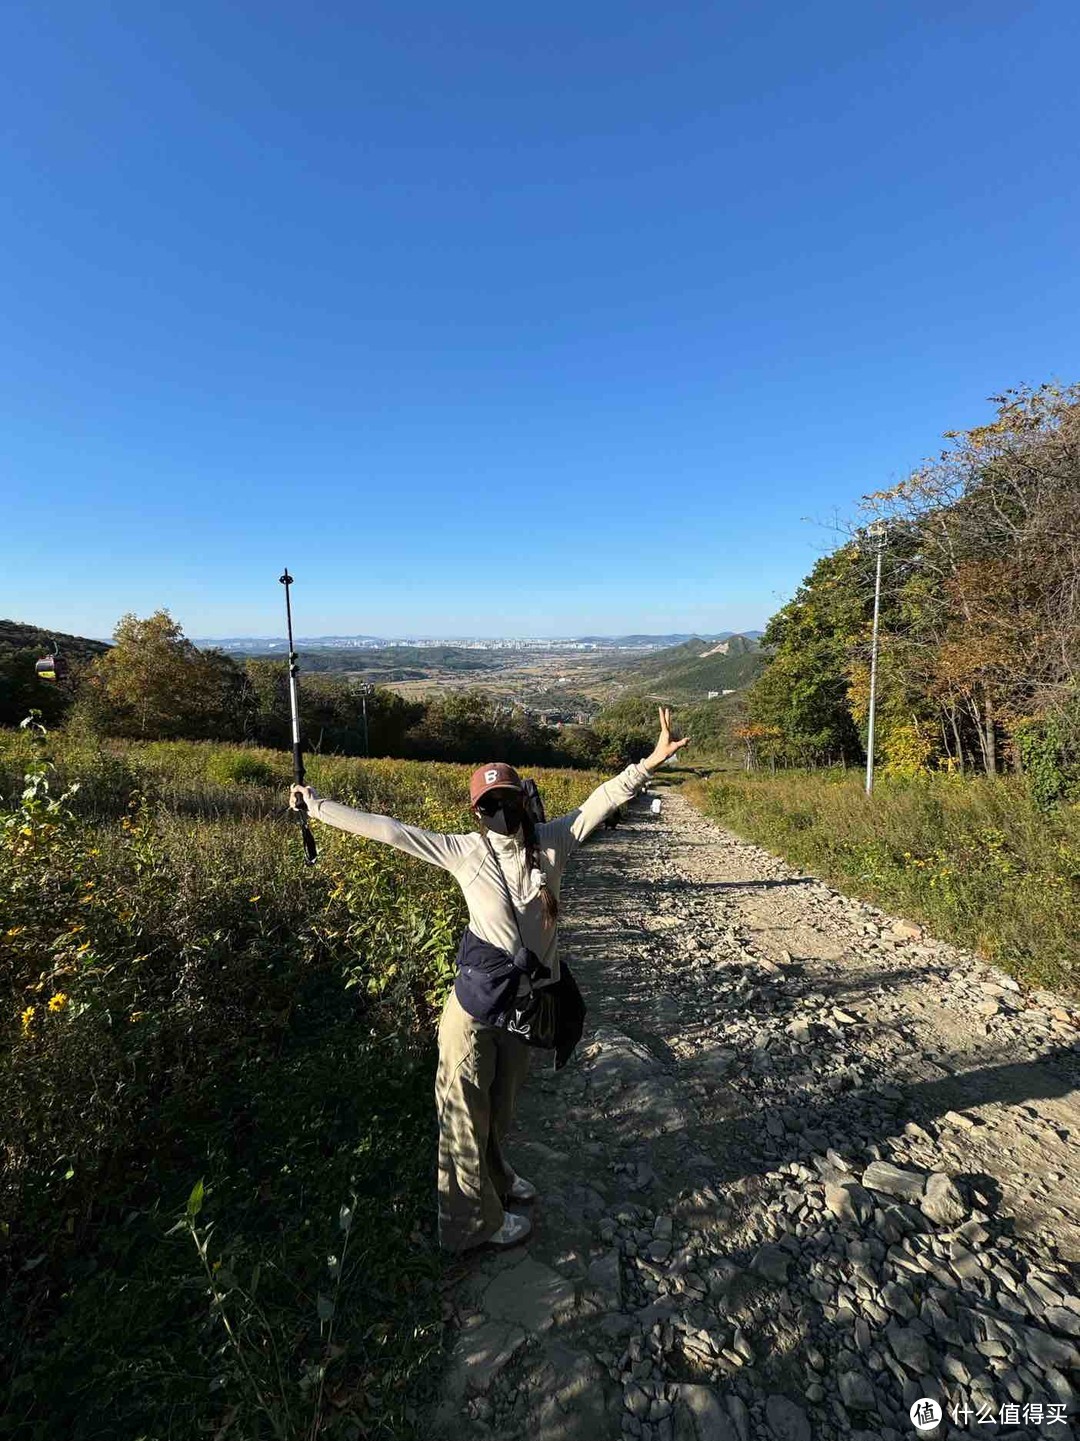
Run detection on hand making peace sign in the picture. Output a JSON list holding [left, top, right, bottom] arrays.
[[644, 706, 691, 771]]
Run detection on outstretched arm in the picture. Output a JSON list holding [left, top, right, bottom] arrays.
[[546, 707, 690, 857], [290, 786, 471, 873]]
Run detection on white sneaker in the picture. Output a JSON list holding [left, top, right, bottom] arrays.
[[507, 1175, 537, 1203], [486, 1210, 532, 1248]]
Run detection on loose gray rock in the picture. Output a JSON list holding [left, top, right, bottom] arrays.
[[750, 1243, 791, 1284], [483, 1256, 577, 1333], [535, 1345, 621, 1441], [1046, 1305, 1080, 1338], [837, 1370, 878, 1411], [764, 1394, 812, 1440], [880, 1281, 918, 1321], [886, 1322, 933, 1375], [824, 1181, 872, 1225], [670, 1384, 738, 1441], [587, 1251, 623, 1312], [920, 1172, 966, 1226], [725, 1393, 750, 1441], [862, 1162, 925, 1204], [1018, 1322, 1080, 1374]]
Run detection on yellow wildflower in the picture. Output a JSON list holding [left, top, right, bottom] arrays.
[[20, 1005, 36, 1033], [249, 896, 262, 904], [48, 992, 69, 1013]]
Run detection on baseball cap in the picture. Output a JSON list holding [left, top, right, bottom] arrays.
[[469, 762, 524, 808]]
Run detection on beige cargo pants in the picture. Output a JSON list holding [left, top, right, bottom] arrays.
[[436, 988, 531, 1252]]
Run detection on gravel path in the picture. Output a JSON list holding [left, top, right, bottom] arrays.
[[429, 789, 1080, 1440]]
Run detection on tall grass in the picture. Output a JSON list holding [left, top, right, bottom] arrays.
[[686, 770, 1079, 995], [0, 730, 603, 1440]]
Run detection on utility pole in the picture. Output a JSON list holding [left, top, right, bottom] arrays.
[[361, 685, 370, 757], [865, 521, 886, 797]]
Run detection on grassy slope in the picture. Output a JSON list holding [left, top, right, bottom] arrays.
[[685, 770, 1079, 996], [0, 733, 601, 1441]]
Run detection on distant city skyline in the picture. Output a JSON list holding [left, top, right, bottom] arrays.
[[187, 629, 766, 650]]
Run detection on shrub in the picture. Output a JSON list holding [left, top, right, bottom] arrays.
[[1015, 710, 1079, 811], [207, 749, 279, 787]]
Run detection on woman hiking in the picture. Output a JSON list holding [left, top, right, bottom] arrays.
[[290, 706, 689, 1252]]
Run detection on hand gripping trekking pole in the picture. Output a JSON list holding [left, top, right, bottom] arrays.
[[279, 569, 318, 865]]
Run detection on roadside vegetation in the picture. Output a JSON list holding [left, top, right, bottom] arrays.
[[0, 725, 601, 1440], [682, 385, 1080, 997], [687, 770, 1078, 996]]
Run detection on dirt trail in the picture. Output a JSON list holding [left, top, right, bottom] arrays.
[[429, 789, 1080, 1441]]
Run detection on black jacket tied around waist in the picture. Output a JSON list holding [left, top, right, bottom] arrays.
[[453, 927, 586, 1070]]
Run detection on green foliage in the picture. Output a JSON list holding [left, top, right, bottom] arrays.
[[0, 729, 602, 1439], [688, 770, 1079, 994], [590, 696, 659, 767], [206, 749, 279, 787], [748, 546, 866, 767], [1015, 708, 1080, 810], [0, 647, 74, 728], [402, 687, 558, 766], [72, 610, 246, 741]]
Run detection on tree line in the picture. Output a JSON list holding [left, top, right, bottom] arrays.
[[739, 383, 1080, 804], [0, 610, 655, 770]]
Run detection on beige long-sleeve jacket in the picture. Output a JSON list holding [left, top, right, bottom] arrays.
[[305, 761, 652, 987]]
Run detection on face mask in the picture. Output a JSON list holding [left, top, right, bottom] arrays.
[[482, 801, 524, 836]]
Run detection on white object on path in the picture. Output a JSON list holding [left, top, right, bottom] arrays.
[[650, 798, 663, 815]]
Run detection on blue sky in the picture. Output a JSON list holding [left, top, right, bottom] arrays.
[[4, 1, 1078, 639]]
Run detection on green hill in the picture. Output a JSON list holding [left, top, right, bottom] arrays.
[[0, 621, 111, 727], [609, 634, 766, 700], [0, 619, 111, 664]]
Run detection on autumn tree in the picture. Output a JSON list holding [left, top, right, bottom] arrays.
[[864, 383, 1080, 779], [74, 612, 245, 740]]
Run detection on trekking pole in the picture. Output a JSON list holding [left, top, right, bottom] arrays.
[[279, 568, 318, 865]]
